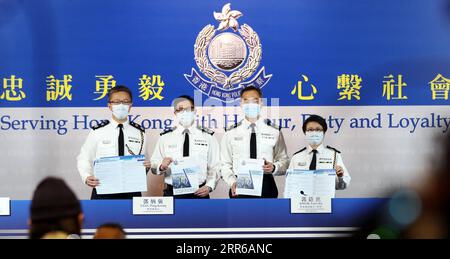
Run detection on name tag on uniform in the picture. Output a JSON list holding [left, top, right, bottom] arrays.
[[0, 197, 10, 216], [194, 139, 208, 146], [318, 158, 333, 164], [133, 197, 174, 215], [128, 136, 141, 143], [261, 133, 275, 140]]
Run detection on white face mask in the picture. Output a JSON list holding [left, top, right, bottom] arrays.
[[177, 111, 196, 127], [111, 104, 130, 120], [242, 103, 261, 119], [305, 131, 324, 146]]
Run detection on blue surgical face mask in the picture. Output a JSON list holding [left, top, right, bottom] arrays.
[[242, 103, 261, 119], [112, 104, 130, 120], [177, 111, 196, 127], [305, 131, 324, 146]]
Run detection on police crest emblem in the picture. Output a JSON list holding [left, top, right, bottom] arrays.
[[185, 3, 272, 102]]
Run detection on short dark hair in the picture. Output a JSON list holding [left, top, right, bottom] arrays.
[[173, 95, 195, 109], [302, 115, 328, 133], [108, 85, 133, 102], [240, 86, 262, 98], [96, 223, 126, 235]]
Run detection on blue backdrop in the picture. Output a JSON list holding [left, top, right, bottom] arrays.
[[1, 0, 449, 107]]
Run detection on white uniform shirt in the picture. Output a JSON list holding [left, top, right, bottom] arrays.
[[77, 119, 148, 184], [150, 125, 220, 190], [220, 118, 290, 187], [288, 144, 351, 190]]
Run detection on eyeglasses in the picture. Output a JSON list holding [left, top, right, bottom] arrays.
[[174, 107, 194, 114], [109, 100, 132, 105], [241, 98, 260, 104], [306, 128, 323, 132]]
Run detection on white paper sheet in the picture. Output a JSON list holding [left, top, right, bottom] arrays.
[[236, 159, 264, 196], [94, 155, 147, 195], [171, 157, 200, 195], [284, 169, 336, 198]]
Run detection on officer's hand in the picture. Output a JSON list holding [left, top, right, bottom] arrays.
[[86, 176, 100, 188], [335, 165, 344, 177], [159, 157, 173, 171], [194, 186, 211, 197], [231, 182, 238, 197], [143, 160, 151, 170], [262, 159, 275, 174]]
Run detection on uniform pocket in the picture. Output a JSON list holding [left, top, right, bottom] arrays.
[[97, 142, 116, 158]]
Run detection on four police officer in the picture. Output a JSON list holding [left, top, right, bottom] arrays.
[[77, 85, 351, 199]]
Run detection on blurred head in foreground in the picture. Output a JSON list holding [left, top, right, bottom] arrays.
[[93, 223, 126, 239], [356, 133, 450, 239], [29, 177, 83, 239]]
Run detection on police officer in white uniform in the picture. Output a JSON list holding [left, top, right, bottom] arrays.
[[221, 86, 290, 198], [150, 95, 220, 199], [289, 115, 351, 190], [77, 85, 150, 199]]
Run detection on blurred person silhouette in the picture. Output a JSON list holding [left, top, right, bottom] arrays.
[[29, 177, 83, 239], [355, 132, 450, 239], [93, 223, 126, 239]]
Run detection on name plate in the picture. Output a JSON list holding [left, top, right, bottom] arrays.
[[0, 198, 10, 216], [133, 197, 174, 215], [290, 196, 332, 213]]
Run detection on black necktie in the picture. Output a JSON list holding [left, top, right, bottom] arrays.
[[309, 149, 318, 170], [118, 124, 124, 156], [183, 130, 189, 157], [250, 123, 257, 159]]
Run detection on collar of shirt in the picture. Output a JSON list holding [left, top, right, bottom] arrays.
[[307, 143, 325, 154], [110, 118, 129, 129], [174, 124, 196, 135], [242, 117, 264, 132]]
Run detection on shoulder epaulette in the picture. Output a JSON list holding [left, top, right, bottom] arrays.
[[293, 147, 307, 156], [264, 119, 281, 130], [198, 126, 215, 135], [92, 120, 110, 130], [225, 120, 243, 132], [129, 121, 145, 133], [160, 127, 175, 136], [326, 145, 341, 153]]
